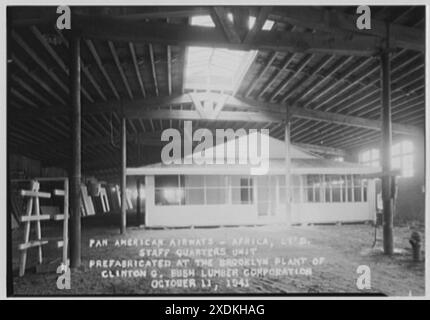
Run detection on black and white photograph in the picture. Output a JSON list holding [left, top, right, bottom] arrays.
[[3, 2, 428, 299]]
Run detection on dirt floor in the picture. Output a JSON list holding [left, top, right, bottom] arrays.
[[10, 216, 425, 297]]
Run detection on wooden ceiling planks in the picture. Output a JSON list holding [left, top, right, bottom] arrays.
[[7, 6, 425, 174]]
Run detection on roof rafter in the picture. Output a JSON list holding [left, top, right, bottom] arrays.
[[269, 6, 424, 52], [76, 15, 383, 56]]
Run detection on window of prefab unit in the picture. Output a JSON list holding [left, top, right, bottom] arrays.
[[205, 175, 227, 205], [184, 175, 205, 205], [359, 141, 414, 177], [154, 175, 185, 206], [299, 174, 368, 203], [257, 176, 278, 216], [305, 175, 322, 202], [231, 177, 253, 204], [184, 175, 228, 205], [240, 178, 253, 204], [391, 140, 414, 177], [359, 148, 380, 167], [278, 175, 302, 203], [156, 175, 228, 206]]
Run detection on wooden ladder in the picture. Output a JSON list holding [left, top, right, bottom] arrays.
[[18, 180, 51, 276]]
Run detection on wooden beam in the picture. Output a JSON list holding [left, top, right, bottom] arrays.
[[10, 74, 52, 106], [243, 7, 272, 44], [56, 30, 107, 101], [148, 43, 159, 96], [232, 7, 251, 41], [281, 55, 335, 102], [129, 42, 146, 97], [11, 55, 66, 104], [166, 42, 172, 95], [211, 7, 241, 43], [76, 15, 382, 56], [245, 51, 277, 96], [29, 26, 94, 103], [256, 53, 295, 98], [108, 41, 133, 99], [11, 92, 422, 136], [293, 142, 346, 157], [270, 54, 314, 101], [289, 105, 420, 136], [86, 39, 120, 100], [11, 7, 211, 26], [270, 6, 424, 52], [125, 108, 283, 123], [12, 31, 69, 94]]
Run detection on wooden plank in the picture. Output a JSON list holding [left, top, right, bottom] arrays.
[[20, 190, 51, 198], [51, 214, 65, 221], [80, 185, 95, 216], [18, 240, 49, 250], [53, 189, 65, 196], [19, 215, 51, 222], [19, 181, 35, 276]]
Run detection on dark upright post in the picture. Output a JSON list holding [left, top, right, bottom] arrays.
[[120, 117, 127, 234], [136, 179, 142, 226], [285, 119, 292, 226], [70, 33, 81, 268], [381, 24, 394, 255]]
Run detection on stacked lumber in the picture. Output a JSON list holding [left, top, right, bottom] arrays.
[[80, 184, 95, 216], [99, 187, 110, 213]]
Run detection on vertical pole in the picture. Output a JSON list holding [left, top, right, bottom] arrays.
[[120, 117, 127, 234], [381, 23, 394, 255], [136, 179, 142, 226], [285, 120, 292, 225], [63, 178, 69, 267], [69, 34, 81, 268]]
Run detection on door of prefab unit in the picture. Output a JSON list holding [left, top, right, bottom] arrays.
[[257, 176, 278, 219]]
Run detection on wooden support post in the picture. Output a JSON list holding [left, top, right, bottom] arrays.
[[136, 179, 143, 226], [381, 25, 394, 255], [120, 117, 127, 234], [285, 120, 292, 225], [62, 179, 69, 267], [69, 33, 81, 268]]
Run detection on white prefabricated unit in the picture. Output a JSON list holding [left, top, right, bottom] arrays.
[[127, 133, 379, 227]]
